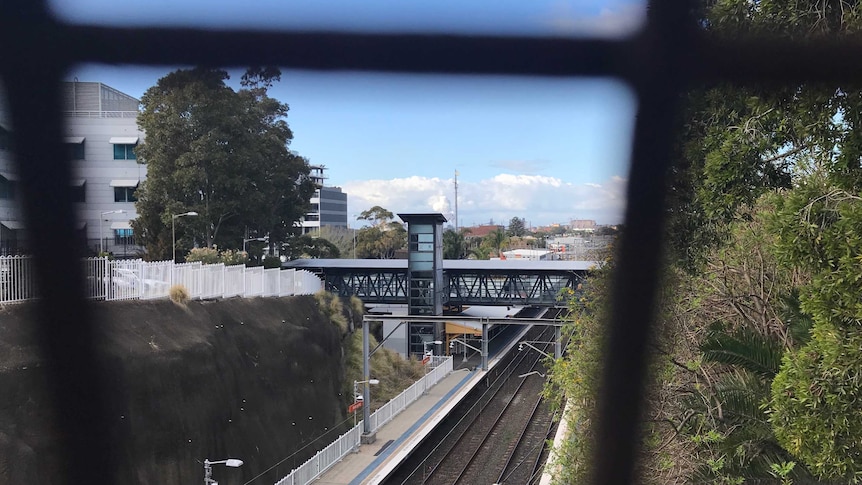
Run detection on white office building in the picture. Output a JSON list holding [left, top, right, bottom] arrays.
[[1, 82, 346, 256], [0, 81, 146, 256]]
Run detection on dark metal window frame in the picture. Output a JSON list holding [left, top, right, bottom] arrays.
[[0, 1, 850, 483]]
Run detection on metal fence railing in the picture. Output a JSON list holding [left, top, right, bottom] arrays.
[[0, 255, 323, 304], [0, 255, 38, 303], [274, 356, 455, 485]]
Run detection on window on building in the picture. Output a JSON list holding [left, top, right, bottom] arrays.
[[0, 175, 15, 199], [71, 182, 85, 202], [114, 228, 134, 245], [113, 143, 136, 160], [65, 141, 85, 160], [114, 186, 137, 202]]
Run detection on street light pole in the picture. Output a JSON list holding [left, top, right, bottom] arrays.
[[172, 211, 198, 263], [423, 340, 443, 359], [243, 236, 268, 253], [352, 378, 379, 427], [422, 340, 443, 394], [99, 210, 126, 255], [203, 458, 243, 485]]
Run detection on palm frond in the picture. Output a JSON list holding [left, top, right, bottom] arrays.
[[701, 328, 784, 379]]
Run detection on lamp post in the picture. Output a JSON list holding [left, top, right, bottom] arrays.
[[172, 211, 198, 263], [99, 210, 125, 255], [422, 340, 443, 394], [423, 340, 443, 359], [243, 236, 268, 253], [203, 458, 243, 485], [353, 378, 379, 427], [450, 337, 485, 365]]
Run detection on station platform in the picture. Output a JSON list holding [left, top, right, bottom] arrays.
[[315, 366, 482, 485], [313, 324, 530, 485]]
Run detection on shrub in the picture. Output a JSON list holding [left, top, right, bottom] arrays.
[[219, 249, 248, 266], [770, 324, 862, 482], [263, 256, 282, 269], [184, 247, 220, 264], [184, 247, 250, 266], [314, 290, 348, 333], [169, 284, 190, 305]]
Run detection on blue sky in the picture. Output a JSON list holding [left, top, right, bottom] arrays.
[[60, 1, 642, 228]]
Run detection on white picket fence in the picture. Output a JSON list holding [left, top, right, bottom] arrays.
[[274, 356, 455, 485], [0, 256, 323, 304]]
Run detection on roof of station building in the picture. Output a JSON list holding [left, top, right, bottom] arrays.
[[284, 258, 597, 272]]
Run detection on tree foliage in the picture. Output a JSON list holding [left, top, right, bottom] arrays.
[[770, 324, 862, 482], [358, 206, 396, 228], [317, 226, 358, 259], [545, 256, 613, 484], [507, 217, 527, 237], [631, 5, 862, 478], [283, 234, 341, 260], [665, 1, 862, 269], [354, 207, 406, 259], [132, 67, 314, 260], [765, 177, 862, 482], [482, 228, 508, 257], [442, 229, 467, 259]]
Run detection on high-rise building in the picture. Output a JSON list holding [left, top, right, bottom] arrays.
[[300, 164, 348, 235]]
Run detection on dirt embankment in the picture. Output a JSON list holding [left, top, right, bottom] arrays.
[[0, 296, 347, 485]]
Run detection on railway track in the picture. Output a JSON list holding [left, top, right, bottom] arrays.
[[387, 325, 556, 485], [495, 398, 557, 484]]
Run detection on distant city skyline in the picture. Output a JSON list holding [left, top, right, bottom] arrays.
[[61, 1, 640, 228]]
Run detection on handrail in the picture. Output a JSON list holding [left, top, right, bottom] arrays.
[[274, 356, 454, 485]]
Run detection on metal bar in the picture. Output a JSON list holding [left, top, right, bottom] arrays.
[[590, 3, 688, 483], [481, 321, 488, 371], [0, 3, 118, 484]]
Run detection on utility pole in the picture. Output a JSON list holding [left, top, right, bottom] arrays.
[[454, 170, 459, 233]]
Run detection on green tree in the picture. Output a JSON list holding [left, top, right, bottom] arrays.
[[354, 225, 406, 259], [507, 217, 527, 237], [766, 177, 862, 482], [353, 206, 406, 259], [358, 206, 396, 228], [132, 67, 314, 260], [283, 234, 341, 260], [665, 2, 862, 270], [482, 228, 508, 257], [442, 228, 467, 259], [318, 226, 358, 259]]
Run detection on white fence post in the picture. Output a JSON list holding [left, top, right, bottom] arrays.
[[1, 258, 323, 305]]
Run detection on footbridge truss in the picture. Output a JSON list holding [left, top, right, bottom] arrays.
[[284, 259, 593, 307]]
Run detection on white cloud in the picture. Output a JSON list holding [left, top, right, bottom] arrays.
[[544, 2, 646, 37], [489, 159, 551, 174], [343, 173, 627, 227]]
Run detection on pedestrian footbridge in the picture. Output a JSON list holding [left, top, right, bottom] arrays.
[[283, 259, 593, 307]]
